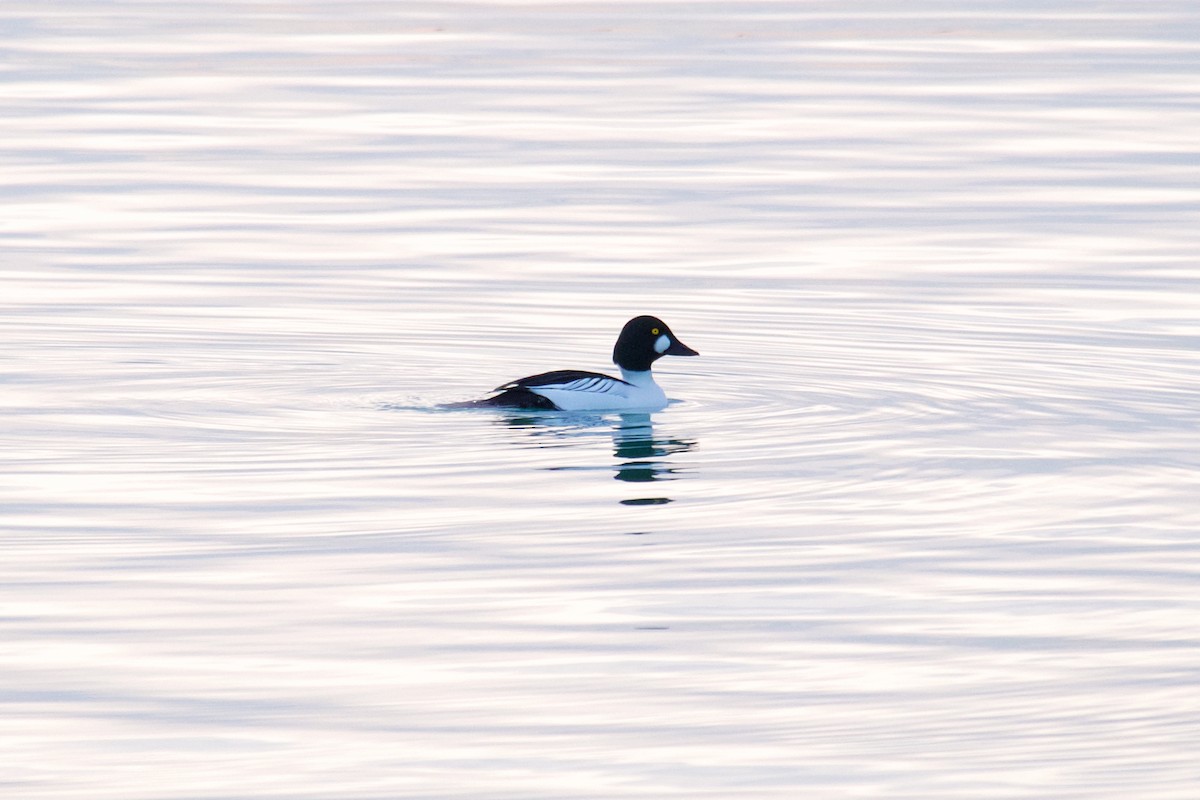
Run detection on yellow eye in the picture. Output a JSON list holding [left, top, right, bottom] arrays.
[[651, 328, 660, 335]]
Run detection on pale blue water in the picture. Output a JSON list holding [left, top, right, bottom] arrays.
[[3, 2, 1200, 798]]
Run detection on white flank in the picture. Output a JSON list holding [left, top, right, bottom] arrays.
[[532, 369, 668, 411]]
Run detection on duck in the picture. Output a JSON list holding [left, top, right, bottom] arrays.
[[460, 315, 698, 412]]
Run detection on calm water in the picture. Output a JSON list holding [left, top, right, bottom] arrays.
[[3, 2, 1200, 798]]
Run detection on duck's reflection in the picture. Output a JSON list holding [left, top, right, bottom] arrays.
[[610, 413, 694, 499], [498, 412, 696, 505]]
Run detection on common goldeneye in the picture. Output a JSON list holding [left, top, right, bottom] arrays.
[[461, 315, 698, 412]]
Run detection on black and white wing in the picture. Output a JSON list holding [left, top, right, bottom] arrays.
[[496, 369, 631, 394], [459, 369, 641, 411], [459, 370, 634, 411]]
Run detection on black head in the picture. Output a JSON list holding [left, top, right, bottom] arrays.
[[611, 315, 699, 372]]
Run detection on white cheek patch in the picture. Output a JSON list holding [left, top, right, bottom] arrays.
[[654, 334, 671, 354]]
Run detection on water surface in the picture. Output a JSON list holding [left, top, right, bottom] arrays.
[[3, 2, 1199, 798]]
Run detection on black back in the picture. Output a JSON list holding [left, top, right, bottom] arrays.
[[472, 387, 559, 410], [501, 369, 627, 390]]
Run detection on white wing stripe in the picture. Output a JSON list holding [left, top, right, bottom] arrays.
[[559, 377, 621, 393]]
